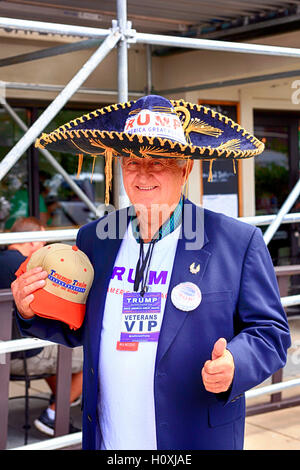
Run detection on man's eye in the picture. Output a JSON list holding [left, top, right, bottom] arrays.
[[151, 161, 164, 169]]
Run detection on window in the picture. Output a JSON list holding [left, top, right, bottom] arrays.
[[254, 111, 300, 266], [0, 105, 106, 231]]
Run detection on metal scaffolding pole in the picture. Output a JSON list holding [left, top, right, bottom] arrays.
[[117, 0, 128, 102], [263, 179, 300, 245], [115, 0, 130, 209], [0, 16, 109, 38], [0, 96, 103, 217], [2, 16, 300, 59], [240, 212, 300, 227], [158, 68, 300, 95], [0, 30, 120, 183], [0, 39, 103, 68], [3, 81, 143, 97], [146, 45, 152, 95], [135, 31, 300, 58]]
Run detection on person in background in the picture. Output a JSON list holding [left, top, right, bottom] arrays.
[[4, 187, 48, 229], [0, 216, 83, 436]]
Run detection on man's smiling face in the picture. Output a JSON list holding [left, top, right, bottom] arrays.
[[121, 156, 192, 211]]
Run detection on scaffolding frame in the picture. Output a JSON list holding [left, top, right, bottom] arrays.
[[0, 0, 300, 244], [0, 1, 300, 236]]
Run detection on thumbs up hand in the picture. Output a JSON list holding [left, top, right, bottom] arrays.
[[201, 338, 235, 394]]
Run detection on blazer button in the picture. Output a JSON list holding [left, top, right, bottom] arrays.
[[91, 367, 94, 375], [88, 415, 92, 422]]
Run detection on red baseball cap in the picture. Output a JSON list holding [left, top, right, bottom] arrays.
[[16, 243, 94, 330]]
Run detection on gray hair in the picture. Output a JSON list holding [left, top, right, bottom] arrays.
[[120, 156, 189, 167]]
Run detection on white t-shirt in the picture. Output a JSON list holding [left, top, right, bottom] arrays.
[[98, 222, 180, 450]]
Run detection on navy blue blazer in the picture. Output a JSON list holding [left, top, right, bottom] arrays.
[[18, 199, 291, 450]]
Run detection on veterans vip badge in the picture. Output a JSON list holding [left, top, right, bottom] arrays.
[[171, 282, 202, 311], [120, 292, 162, 342]]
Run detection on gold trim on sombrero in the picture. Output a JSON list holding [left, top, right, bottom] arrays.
[[171, 99, 263, 151], [77, 138, 118, 206], [77, 154, 83, 178], [35, 127, 264, 161], [216, 138, 241, 151], [205, 158, 237, 183], [128, 105, 177, 116], [70, 138, 118, 206], [71, 138, 100, 156], [174, 105, 223, 143], [35, 98, 264, 159], [139, 146, 186, 159], [120, 146, 187, 160]]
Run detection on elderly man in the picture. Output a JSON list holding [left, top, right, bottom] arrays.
[[12, 95, 290, 450]]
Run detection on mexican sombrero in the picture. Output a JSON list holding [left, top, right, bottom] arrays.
[[35, 94, 264, 204]]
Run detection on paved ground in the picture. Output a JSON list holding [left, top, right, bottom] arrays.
[[5, 316, 300, 450], [245, 404, 300, 450], [245, 315, 300, 450], [7, 378, 82, 449]]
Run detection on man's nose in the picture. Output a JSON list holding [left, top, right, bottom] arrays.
[[137, 162, 150, 176]]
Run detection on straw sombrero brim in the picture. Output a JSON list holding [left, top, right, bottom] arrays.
[[35, 99, 264, 161]]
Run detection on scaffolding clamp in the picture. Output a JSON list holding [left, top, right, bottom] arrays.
[[111, 19, 136, 45]]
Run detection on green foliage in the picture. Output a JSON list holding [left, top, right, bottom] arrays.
[[255, 162, 289, 207]]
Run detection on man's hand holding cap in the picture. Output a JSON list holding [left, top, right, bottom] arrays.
[[13, 243, 94, 330], [11, 266, 48, 320]]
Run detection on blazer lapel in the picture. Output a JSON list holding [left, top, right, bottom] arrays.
[[156, 200, 211, 367]]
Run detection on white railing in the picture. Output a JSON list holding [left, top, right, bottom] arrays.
[[246, 378, 300, 399], [1, 291, 299, 450], [0, 337, 52, 356], [0, 292, 298, 358], [0, 229, 78, 245], [0, 212, 300, 246], [10, 432, 82, 450]]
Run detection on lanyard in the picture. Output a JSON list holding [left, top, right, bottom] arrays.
[[131, 197, 183, 243], [131, 198, 183, 296], [133, 238, 158, 296]]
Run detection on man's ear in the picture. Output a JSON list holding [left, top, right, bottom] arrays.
[[187, 159, 194, 175], [183, 159, 194, 180]]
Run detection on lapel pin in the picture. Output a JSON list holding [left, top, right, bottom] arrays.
[[171, 282, 202, 311], [189, 262, 200, 274]]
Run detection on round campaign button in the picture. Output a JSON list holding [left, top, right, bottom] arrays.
[[171, 282, 202, 311]]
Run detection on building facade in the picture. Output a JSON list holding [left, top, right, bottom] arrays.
[[0, 23, 300, 265]]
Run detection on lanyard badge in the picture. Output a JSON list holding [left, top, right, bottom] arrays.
[[117, 235, 161, 351], [120, 292, 162, 343]]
